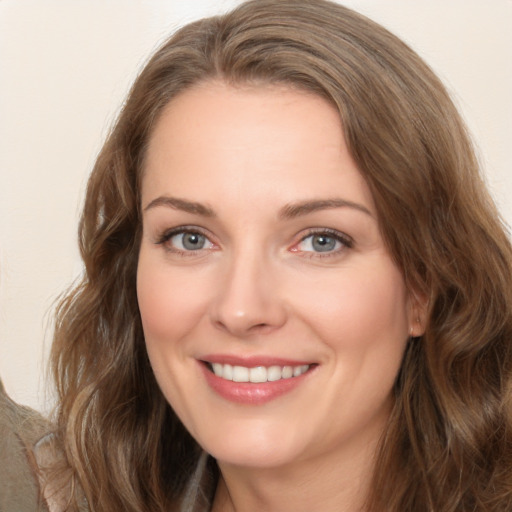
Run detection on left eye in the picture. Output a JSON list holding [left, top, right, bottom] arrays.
[[169, 231, 213, 251], [296, 233, 347, 253]]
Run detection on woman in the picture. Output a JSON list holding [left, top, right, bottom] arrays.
[[45, 0, 512, 510]]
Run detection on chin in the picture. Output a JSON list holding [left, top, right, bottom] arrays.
[[197, 423, 304, 469], [210, 446, 298, 470]]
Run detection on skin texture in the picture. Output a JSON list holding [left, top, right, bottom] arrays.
[[137, 81, 420, 511]]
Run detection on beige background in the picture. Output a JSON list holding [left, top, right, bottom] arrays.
[[1, 0, 511, 412]]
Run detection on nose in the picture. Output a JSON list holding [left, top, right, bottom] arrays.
[[209, 250, 287, 338]]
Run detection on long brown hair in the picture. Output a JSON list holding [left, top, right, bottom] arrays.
[[49, 1, 512, 510]]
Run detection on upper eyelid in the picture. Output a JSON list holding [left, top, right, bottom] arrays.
[[297, 228, 353, 245], [155, 227, 216, 256], [156, 225, 212, 243], [288, 228, 354, 259]]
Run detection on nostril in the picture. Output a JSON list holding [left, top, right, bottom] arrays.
[[213, 318, 275, 336], [246, 322, 279, 336]]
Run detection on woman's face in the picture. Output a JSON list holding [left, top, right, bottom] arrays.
[[137, 81, 416, 470]]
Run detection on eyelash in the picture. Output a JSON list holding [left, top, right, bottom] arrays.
[[155, 226, 353, 258], [155, 226, 215, 256], [292, 228, 353, 258]]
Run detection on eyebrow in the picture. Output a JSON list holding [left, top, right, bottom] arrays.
[[279, 198, 373, 219], [143, 196, 215, 217], [143, 196, 372, 219]]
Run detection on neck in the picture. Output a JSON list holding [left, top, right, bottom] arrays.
[[211, 434, 380, 512]]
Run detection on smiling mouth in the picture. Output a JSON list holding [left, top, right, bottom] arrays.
[[204, 362, 312, 383]]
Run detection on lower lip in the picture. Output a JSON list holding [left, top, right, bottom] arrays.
[[200, 363, 313, 405]]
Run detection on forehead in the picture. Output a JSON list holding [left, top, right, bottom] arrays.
[[142, 80, 375, 214]]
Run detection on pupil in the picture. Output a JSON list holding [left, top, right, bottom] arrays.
[[183, 233, 205, 250], [313, 235, 335, 252]]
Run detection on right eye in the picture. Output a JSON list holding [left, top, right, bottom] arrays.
[[157, 228, 215, 254], [171, 232, 210, 251]]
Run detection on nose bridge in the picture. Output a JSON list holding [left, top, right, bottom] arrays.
[[210, 240, 286, 336]]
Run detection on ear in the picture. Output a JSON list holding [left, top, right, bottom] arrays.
[[408, 290, 428, 338]]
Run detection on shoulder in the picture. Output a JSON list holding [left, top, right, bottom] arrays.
[[34, 432, 91, 512], [0, 380, 49, 512]]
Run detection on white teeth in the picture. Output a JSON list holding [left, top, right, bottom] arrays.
[[282, 366, 293, 379], [249, 366, 267, 383], [223, 364, 233, 381], [209, 362, 311, 382], [212, 363, 223, 377], [267, 366, 282, 382], [294, 365, 308, 377], [232, 366, 249, 382]]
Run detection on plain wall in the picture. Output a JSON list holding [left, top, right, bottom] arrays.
[[1, 0, 511, 412]]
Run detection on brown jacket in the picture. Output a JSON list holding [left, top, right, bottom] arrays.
[[0, 380, 48, 512]]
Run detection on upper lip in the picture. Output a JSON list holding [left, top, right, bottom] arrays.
[[200, 354, 315, 367]]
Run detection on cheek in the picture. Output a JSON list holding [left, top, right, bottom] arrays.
[[293, 260, 410, 351], [136, 255, 210, 345], [136, 254, 209, 417], [348, 264, 410, 335]]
